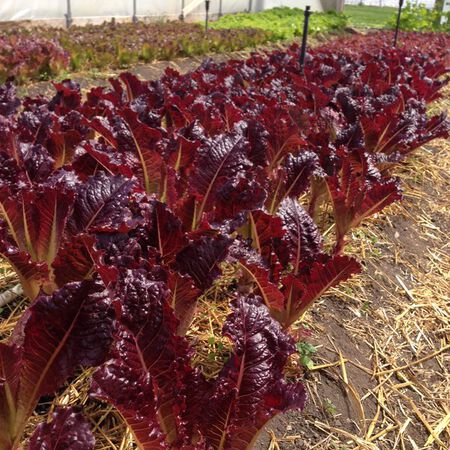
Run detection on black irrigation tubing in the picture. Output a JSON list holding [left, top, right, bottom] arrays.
[[205, 0, 211, 33], [300, 5, 312, 73], [393, 0, 404, 47]]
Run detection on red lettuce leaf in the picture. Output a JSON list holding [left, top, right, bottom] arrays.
[[91, 269, 193, 447], [0, 82, 20, 117], [91, 325, 169, 449], [175, 235, 232, 290], [243, 210, 284, 261], [68, 173, 139, 234], [198, 296, 306, 449], [52, 234, 118, 287], [279, 255, 362, 327], [261, 108, 307, 170], [85, 109, 165, 195], [212, 177, 266, 224], [237, 260, 284, 312], [0, 228, 49, 299], [0, 280, 114, 450], [277, 198, 323, 273], [0, 184, 75, 266], [327, 158, 402, 253], [167, 271, 201, 336], [188, 132, 252, 228], [266, 151, 320, 214], [26, 407, 95, 450], [148, 202, 188, 265]]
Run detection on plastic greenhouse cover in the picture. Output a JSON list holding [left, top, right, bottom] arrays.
[[0, 0, 325, 23]]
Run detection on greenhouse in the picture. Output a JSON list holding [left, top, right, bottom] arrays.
[[0, 1, 449, 450]]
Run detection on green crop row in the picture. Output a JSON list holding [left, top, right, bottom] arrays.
[[210, 7, 348, 40]]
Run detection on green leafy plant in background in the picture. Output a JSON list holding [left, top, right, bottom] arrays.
[[388, 3, 450, 31], [211, 7, 348, 40], [0, 22, 271, 82], [344, 5, 396, 28]]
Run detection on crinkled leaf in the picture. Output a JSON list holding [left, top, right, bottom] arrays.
[[92, 269, 193, 447], [148, 202, 188, 265], [189, 132, 252, 228], [198, 296, 306, 449], [52, 234, 118, 287], [68, 173, 138, 234], [327, 160, 402, 252], [277, 198, 323, 273], [266, 151, 321, 214], [27, 407, 95, 450], [176, 235, 232, 290], [0, 280, 114, 450]]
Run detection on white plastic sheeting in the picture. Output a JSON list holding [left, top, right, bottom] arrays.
[[344, 0, 436, 8], [0, 0, 328, 23]]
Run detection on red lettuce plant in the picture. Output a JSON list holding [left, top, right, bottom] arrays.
[[91, 268, 306, 449], [0, 35, 68, 84]]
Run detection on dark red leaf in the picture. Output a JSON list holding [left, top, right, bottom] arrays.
[[68, 173, 139, 234], [176, 235, 232, 290], [280, 255, 361, 327], [277, 198, 323, 273], [148, 202, 188, 265], [0, 280, 114, 450], [92, 269, 193, 447], [167, 271, 201, 336], [189, 132, 252, 228], [198, 296, 306, 449], [27, 407, 95, 450]]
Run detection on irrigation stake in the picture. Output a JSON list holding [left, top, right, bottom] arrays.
[[132, 0, 137, 23], [205, 0, 211, 33], [65, 0, 73, 28], [393, 0, 404, 47], [299, 6, 312, 73], [180, 0, 185, 21]]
